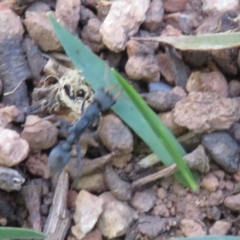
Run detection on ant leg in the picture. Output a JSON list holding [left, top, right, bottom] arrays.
[[71, 142, 82, 189]]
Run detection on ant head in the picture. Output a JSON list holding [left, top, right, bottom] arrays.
[[93, 88, 116, 111]]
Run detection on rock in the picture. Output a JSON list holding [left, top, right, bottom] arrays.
[[137, 30, 160, 51], [224, 193, 240, 211], [209, 220, 231, 235], [159, 111, 187, 137], [75, 172, 108, 193], [206, 207, 221, 221], [82, 228, 102, 240], [131, 189, 156, 212], [104, 164, 132, 201], [0, 106, 20, 128], [26, 153, 50, 179], [178, 131, 203, 152], [26, 1, 51, 12], [72, 190, 104, 239], [138, 215, 166, 238], [229, 80, 240, 97], [21, 115, 58, 152], [173, 92, 240, 133], [172, 182, 187, 197], [149, 82, 173, 92], [111, 153, 132, 168], [202, 0, 239, 14], [157, 53, 175, 84], [55, 0, 81, 32], [142, 88, 185, 112], [81, 18, 104, 53], [24, 11, 62, 51], [67, 190, 78, 209], [157, 188, 167, 199], [98, 114, 133, 154], [201, 174, 219, 192], [142, 0, 164, 32], [97, 196, 138, 238], [99, 0, 150, 52], [180, 219, 206, 237], [162, 0, 187, 12], [211, 49, 238, 76], [22, 37, 46, 81], [208, 190, 223, 207], [202, 132, 240, 173], [165, 12, 199, 34], [161, 24, 182, 36], [186, 71, 229, 97], [0, 128, 29, 167], [125, 40, 160, 82], [80, 6, 96, 25], [97, 0, 112, 21], [153, 203, 169, 217]]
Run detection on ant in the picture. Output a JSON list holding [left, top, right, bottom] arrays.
[[48, 87, 121, 187]]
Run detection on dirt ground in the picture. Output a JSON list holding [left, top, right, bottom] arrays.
[[0, 0, 240, 239]]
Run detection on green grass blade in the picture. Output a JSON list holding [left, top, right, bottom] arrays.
[[133, 32, 240, 51], [0, 227, 46, 239], [112, 69, 197, 190], [48, 15, 197, 189]]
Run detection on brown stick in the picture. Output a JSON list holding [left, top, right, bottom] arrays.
[[43, 171, 71, 240], [131, 145, 209, 189]]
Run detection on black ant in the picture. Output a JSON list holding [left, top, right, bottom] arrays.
[[48, 87, 121, 187]]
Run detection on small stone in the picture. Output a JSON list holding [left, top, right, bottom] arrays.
[[173, 92, 240, 133], [67, 190, 78, 209], [201, 174, 219, 192], [81, 18, 104, 53], [111, 153, 132, 168], [161, 24, 182, 36], [100, 0, 150, 52], [157, 188, 167, 199], [180, 219, 206, 237], [206, 207, 221, 220], [139, 215, 166, 238], [202, 0, 239, 14], [0, 128, 29, 167], [24, 11, 62, 51], [72, 190, 104, 239], [97, 0, 112, 21], [21, 115, 58, 152], [172, 182, 187, 197], [82, 228, 102, 240], [212, 170, 225, 179], [209, 221, 232, 235], [153, 203, 169, 217], [209, 190, 223, 206], [97, 197, 138, 239], [131, 189, 156, 212], [55, 0, 81, 32], [202, 132, 240, 173], [26, 1, 51, 12], [230, 122, 240, 142], [224, 193, 240, 211], [157, 53, 174, 84], [75, 173, 108, 193], [162, 0, 187, 13], [0, 106, 20, 128], [80, 6, 96, 25], [98, 114, 133, 154], [142, 0, 164, 32], [186, 71, 229, 97], [225, 181, 234, 191]]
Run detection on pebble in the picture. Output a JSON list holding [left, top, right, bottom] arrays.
[[82, 228, 102, 240], [72, 190, 104, 239], [97, 196, 138, 239], [206, 207, 221, 221], [180, 219, 206, 237], [157, 188, 167, 199], [153, 203, 170, 217], [131, 189, 156, 212], [24, 11, 62, 51], [202, 0, 239, 14], [98, 114, 133, 154], [21, 115, 58, 153], [0, 128, 29, 167], [142, 0, 164, 32], [224, 193, 240, 211], [209, 221, 232, 235], [111, 153, 132, 168], [81, 18, 104, 53], [100, 0, 150, 52], [208, 190, 223, 207], [202, 132, 240, 173], [97, 0, 111, 21], [230, 122, 240, 142], [186, 71, 229, 97], [201, 174, 219, 192], [148, 82, 172, 92], [0, 106, 20, 128], [138, 215, 166, 238], [159, 111, 187, 137], [173, 92, 240, 133], [162, 0, 187, 12]]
